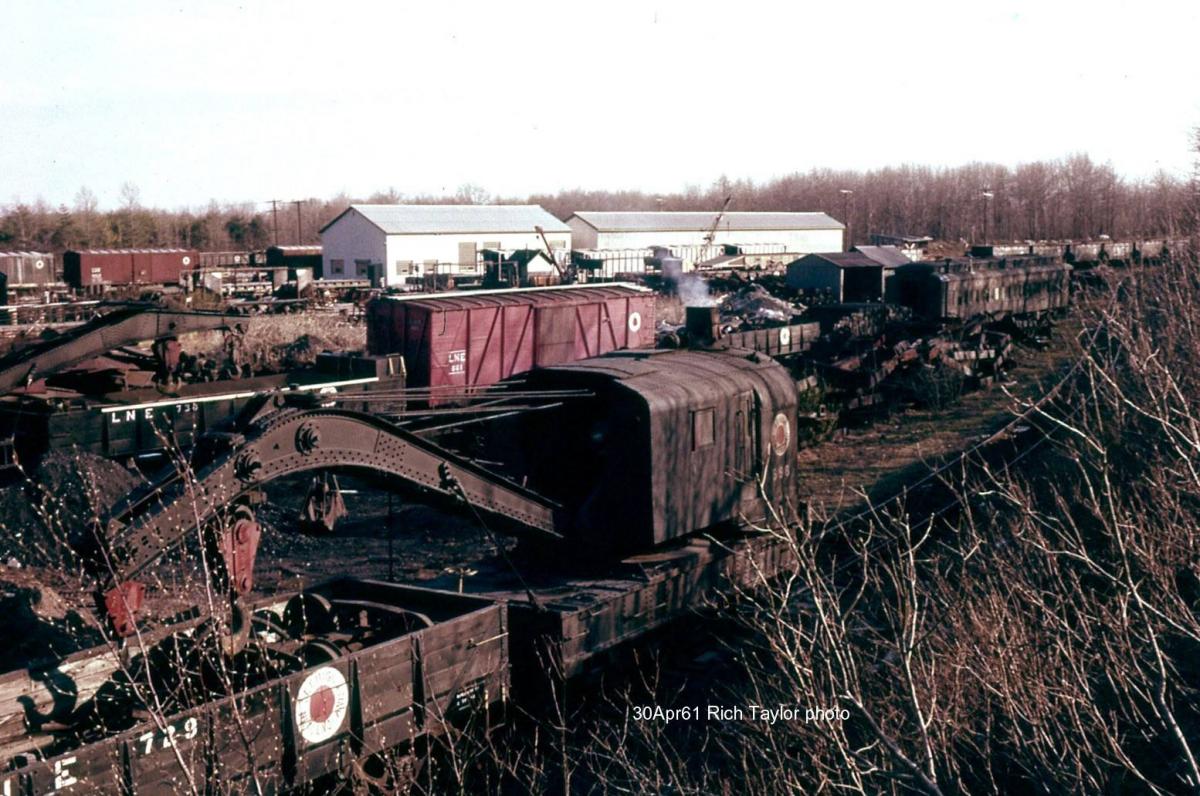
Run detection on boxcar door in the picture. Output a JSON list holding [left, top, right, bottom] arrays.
[[734, 390, 759, 494], [535, 306, 576, 366]]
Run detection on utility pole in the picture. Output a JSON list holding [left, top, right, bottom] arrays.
[[981, 190, 994, 243], [839, 189, 854, 251], [290, 200, 305, 243], [268, 199, 281, 245]]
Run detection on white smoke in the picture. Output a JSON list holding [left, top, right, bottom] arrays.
[[664, 261, 713, 307]]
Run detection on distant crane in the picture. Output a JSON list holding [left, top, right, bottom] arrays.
[[703, 195, 734, 247], [535, 225, 575, 284]]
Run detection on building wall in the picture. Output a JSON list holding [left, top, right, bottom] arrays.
[[383, 230, 571, 283], [322, 211, 571, 286], [591, 227, 843, 253], [566, 218, 600, 249], [321, 210, 386, 281], [786, 257, 843, 296]]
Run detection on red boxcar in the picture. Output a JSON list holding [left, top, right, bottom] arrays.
[[63, 249, 196, 288], [368, 284, 656, 398]]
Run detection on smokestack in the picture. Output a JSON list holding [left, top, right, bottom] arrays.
[[686, 305, 720, 347]]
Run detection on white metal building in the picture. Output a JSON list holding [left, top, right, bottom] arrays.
[[566, 211, 844, 253], [319, 205, 571, 286]]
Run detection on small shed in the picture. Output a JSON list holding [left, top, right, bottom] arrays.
[[785, 252, 885, 303]]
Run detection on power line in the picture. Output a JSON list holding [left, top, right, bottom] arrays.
[[263, 199, 306, 245]]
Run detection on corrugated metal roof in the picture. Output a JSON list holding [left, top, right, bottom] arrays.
[[325, 204, 570, 235], [852, 245, 911, 268], [569, 211, 844, 233], [793, 252, 881, 269]]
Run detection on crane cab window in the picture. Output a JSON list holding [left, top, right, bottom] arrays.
[[692, 408, 715, 450]]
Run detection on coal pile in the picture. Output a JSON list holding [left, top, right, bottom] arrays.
[[0, 451, 143, 568]]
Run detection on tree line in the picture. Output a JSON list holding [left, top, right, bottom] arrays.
[[1, 153, 1193, 253]]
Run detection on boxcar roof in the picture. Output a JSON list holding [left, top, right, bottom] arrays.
[[536, 347, 794, 409], [378, 282, 650, 311], [65, 248, 194, 254]]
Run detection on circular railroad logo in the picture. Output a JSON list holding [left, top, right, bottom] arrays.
[[295, 666, 349, 744], [771, 413, 791, 456], [182, 256, 192, 266], [34, 260, 45, 270], [628, 311, 642, 333], [779, 327, 791, 347]]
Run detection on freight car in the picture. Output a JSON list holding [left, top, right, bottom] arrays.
[[266, 245, 323, 277], [62, 248, 198, 290], [973, 238, 1189, 268], [0, 250, 57, 291], [0, 252, 68, 311], [366, 283, 657, 401], [0, 579, 508, 795], [886, 255, 1071, 321], [0, 305, 406, 471], [0, 530, 795, 794], [0, 350, 402, 472]]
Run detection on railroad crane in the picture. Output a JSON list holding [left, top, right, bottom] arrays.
[[702, 195, 734, 247], [534, 224, 574, 284]]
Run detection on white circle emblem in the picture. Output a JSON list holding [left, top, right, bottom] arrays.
[[771, 413, 791, 456], [182, 256, 192, 266], [779, 327, 791, 347], [628, 311, 642, 333], [295, 666, 349, 744], [34, 260, 45, 270]]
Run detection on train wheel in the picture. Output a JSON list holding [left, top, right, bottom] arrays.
[[337, 750, 420, 795], [283, 591, 335, 637]]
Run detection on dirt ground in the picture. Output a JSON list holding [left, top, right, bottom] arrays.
[[796, 321, 1080, 518]]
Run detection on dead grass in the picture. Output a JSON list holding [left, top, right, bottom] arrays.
[[795, 316, 1082, 518], [180, 312, 366, 372]]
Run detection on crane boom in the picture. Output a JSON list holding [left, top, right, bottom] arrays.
[[535, 225, 573, 283], [703, 195, 734, 246]]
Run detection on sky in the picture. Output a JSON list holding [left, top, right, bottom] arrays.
[[2, 0, 1198, 210]]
